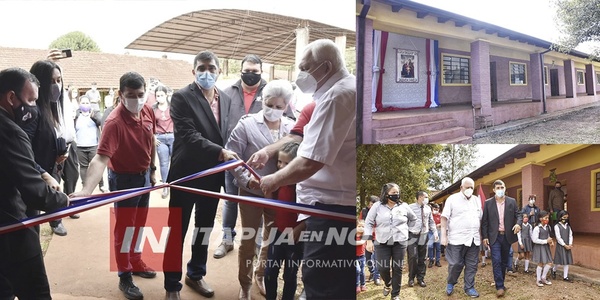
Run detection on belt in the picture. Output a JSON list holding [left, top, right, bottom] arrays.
[[498, 230, 505, 235], [156, 132, 173, 134], [112, 169, 148, 176]]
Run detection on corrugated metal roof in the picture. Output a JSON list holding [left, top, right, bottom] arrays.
[[126, 9, 356, 66]]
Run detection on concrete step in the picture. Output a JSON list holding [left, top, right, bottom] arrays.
[[371, 112, 445, 128], [373, 119, 458, 140], [376, 127, 467, 144]]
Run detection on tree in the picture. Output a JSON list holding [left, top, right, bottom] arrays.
[[427, 144, 479, 191], [357, 144, 440, 213], [554, 0, 600, 58], [49, 31, 101, 52]]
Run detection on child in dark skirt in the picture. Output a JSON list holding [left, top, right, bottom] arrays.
[[517, 213, 534, 273], [552, 210, 574, 282], [531, 210, 554, 287]]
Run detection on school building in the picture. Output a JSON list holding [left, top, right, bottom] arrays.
[[431, 144, 600, 270], [356, 0, 600, 144]]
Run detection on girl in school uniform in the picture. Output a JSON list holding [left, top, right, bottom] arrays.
[[531, 210, 554, 287], [552, 210, 574, 282], [517, 213, 534, 273]]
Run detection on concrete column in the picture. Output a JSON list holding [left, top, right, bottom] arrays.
[[335, 35, 347, 55], [522, 163, 545, 210], [563, 59, 576, 98], [530, 53, 543, 101], [269, 65, 275, 81], [294, 23, 310, 77], [585, 64, 596, 95], [362, 18, 374, 143], [470, 40, 491, 114], [222, 59, 229, 77]]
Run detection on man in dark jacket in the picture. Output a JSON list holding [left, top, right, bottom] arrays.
[[481, 180, 522, 298], [0, 67, 69, 299], [162, 51, 239, 300]]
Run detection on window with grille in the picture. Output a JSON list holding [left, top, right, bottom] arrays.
[[595, 170, 600, 209], [510, 62, 527, 85], [577, 71, 585, 85], [442, 54, 470, 85]]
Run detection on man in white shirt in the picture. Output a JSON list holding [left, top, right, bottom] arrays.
[[260, 39, 356, 299], [440, 177, 482, 298]]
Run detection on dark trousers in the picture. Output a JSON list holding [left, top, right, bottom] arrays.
[[407, 232, 429, 282], [265, 230, 303, 300], [163, 187, 220, 292], [50, 141, 79, 227], [445, 241, 479, 291], [490, 234, 510, 290], [301, 204, 354, 300], [109, 169, 150, 277], [0, 254, 51, 300], [375, 241, 407, 298]]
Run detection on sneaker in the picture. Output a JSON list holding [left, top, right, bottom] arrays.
[[132, 260, 157, 278], [69, 214, 80, 219], [428, 261, 433, 268], [435, 261, 442, 267], [465, 288, 480, 298], [563, 277, 573, 282], [383, 285, 391, 296], [514, 263, 519, 271], [213, 241, 234, 259], [541, 279, 552, 285], [446, 284, 454, 296], [361, 285, 367, 291], [507, 270, 517, 277], [552, 270, 557, 279], [524, 270, 531, 274], [51, 223, 67, 236], [374, 278, 382, 286], [119, 276, 143, 300], [392, 296, 400, 300], [536, 281, 544, 287]]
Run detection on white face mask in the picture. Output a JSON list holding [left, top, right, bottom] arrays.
[[262, 105, 284, 122], [529, 199, 535, 206], [423, 197, 429, 205], [295, 61, 328, 94], [123, 97, 146, 114], [463, 187, 474, 198]]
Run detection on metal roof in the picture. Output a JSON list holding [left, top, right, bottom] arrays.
[[126, 9, 356, 66]]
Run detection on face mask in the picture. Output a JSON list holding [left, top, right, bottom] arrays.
[[556, 186, 561, 190], [295, 61, 328, 94], [463, 187, 473, 198], [13, 102, 38, 127], [123, 97, 146, 114], [156, 95, 167, 104], [50, 83, 61, 103], [423, 197, 429, 205], [495, 189, 505, 198], [195, 71, 217, 90], [80, 104, 91, 113], [529, 199, 535, 206], [241, 72, 261, 86], [263, 105, 285, 122], [387, 194, 400, 202], [433, 209, 439, 215], [561, 218, 568, 224]]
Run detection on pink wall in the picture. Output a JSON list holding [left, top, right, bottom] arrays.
[[490, 56, 532, 100]]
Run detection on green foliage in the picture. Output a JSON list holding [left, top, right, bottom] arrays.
[[357, 144, 440, 213], [427, 144, 478, 191], [49, 31, 101, 52], [554, 0, 600, 58]]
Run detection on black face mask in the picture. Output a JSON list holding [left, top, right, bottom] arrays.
[[387, 194, 400, 202], [12, 96, 38, 127], [241, 72, 262, 86], [556, 186, 561, 190], [561, 218, 569, 223]]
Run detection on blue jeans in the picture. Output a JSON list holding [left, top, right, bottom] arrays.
[[428, 229, 441, 263], [507, 246, 514, 271], [155, 133, 174, 183], [491, 234, 510, 290], [221, 172, 238, 242], [366, 247, 380, 279], [356, 255, 366, 287], [264, 230, 303, 300]]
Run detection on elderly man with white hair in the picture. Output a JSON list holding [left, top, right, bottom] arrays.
[[259, 39, 356, 299], [226, 79, 296, 300], [440, 177, 483, 298]]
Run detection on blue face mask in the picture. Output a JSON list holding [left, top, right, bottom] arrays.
[[195, 71, 217, 90], [495, 189, 505, 198]]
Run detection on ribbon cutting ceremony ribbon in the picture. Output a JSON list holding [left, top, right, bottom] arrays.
[[0, 159, 354, 234]]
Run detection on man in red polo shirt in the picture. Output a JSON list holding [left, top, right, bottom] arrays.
[[70, 72, 157, 300]]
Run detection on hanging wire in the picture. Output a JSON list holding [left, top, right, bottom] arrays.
[[230, 10, 250, 58], [263, 31, 296, 63]]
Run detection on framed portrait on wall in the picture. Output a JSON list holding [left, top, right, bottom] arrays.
[[396, 49, 419, 83]]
